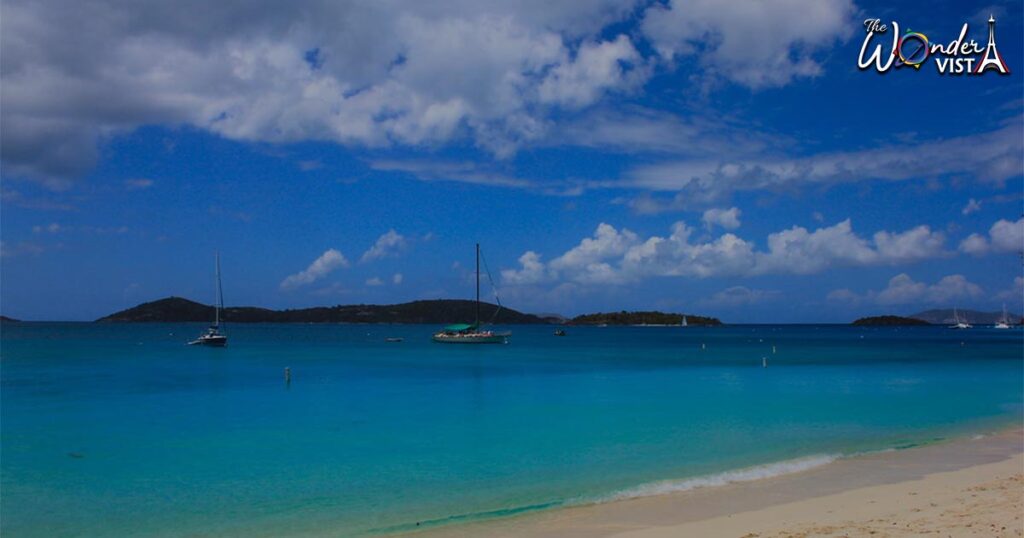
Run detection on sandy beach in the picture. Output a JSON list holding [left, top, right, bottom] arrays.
[[409, 429, 1023, 537]]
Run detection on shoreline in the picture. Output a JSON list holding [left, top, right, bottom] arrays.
[[403, 427, 1023, 537]]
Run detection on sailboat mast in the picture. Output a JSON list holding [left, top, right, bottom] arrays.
[[475, 243, 480, 326], [215, 252, 222, 327]]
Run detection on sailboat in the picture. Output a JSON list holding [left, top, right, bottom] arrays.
[[681, 315, 688, 327], [994, 304, 1011, 329], [949, 307, 971, 330], [432, 244, 508, 344], [189, 252, 228, 346]]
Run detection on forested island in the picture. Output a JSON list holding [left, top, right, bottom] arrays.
[[98, 297, 546, 324], [852, 315, 931, 326], [567, 311, 721, 326]]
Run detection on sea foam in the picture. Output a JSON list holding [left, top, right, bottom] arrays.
[[589, 454, 840, 504]]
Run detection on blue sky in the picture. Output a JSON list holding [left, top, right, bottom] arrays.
[[2, 0, 1022, 322]]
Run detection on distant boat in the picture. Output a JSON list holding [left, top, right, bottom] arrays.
[[554, 329, 566, 336], [432, 244, 508, 344], [189, 253, 228, 347], [994, 304, 1011, 329], [949, 307, 972, 330], [681, 315, 688, 327], [385, 337, 404, 343]]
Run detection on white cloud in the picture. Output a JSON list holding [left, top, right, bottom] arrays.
[[989, 218, 1024, 252], [361, 230, 408, 263], [958, 217, 1024, 256], [1, 0, 651, 184], [995, 277, 1023, 303], [832, 273, 984, 306], [365, 277, 384, 287], [32, 222, 61, 234], [624, 120, 1023, 203], [503, 219, 948, 286], [537, 35, 647, 109], [701, 207, 741, 230], [502, 251, 549, 285], [124, 178, 154, 190], [701, 286, 781, 307], [641, 0, 855, 88], [280, 249, 349, 290], [961, 198, 981, 215], [392, 273, 403, 284], [958, 233, 989, 255]]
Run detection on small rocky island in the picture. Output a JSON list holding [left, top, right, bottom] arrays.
[[567, 311, 721, 326], [852, 315, 930, 326]]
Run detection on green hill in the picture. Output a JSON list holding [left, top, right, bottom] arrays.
[[567, 311, 721, 326], [852, 315, 930, 326], [97, 297, 547, 324]]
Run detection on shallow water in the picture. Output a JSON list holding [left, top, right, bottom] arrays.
[[1, 323, 1021, 536]]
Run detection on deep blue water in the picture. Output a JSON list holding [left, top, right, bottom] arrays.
[[1, 323, 1021, 536]]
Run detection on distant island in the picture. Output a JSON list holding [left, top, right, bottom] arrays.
[[852, 315, 931, 326], [567, 311, 721, 326], [0, 315, 19, 322], [98, 297, 547, 324]]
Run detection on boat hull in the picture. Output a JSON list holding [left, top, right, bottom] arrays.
[[432, 333, 507, 344], [189, 335, 228, 347]]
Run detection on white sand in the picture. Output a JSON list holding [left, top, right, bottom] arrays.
[[407, 429, 1023, 537]]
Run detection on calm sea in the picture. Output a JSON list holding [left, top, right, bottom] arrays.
[[2, 323, 1021, 536]]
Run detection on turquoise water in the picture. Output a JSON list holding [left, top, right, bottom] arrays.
[[2, 323, 1021, 536]]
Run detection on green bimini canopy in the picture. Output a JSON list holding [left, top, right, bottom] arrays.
[[444, 323, 477, 332]]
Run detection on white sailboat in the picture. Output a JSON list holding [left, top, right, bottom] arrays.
[[681, 315, 688, 327], [994, 304, 1011, 329], [949, 307, 971, 330], [433, 244, 508, 344], [189, 252, 228, 346]]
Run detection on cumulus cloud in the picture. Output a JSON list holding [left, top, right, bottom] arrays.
[[1, 0, 650, 185], [280, 249, 349, 290], [829, 274, 984, 306], [958, 217, 1024, 256], [361, 230, 408, 263], [503, 219, 948, 286], [702, 207, 741, 230], [641, 0, 855, 88]]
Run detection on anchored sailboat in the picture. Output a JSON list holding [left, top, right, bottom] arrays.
[[949, 307, 972, 330], [994, 304, 1011, 329], [189, 252, 228, 346], [432, 244, 508, 344]]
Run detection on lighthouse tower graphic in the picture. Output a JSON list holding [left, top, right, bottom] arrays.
[[975, 15, 1010, 74]]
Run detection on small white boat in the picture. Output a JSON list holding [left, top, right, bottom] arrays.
[[189, 253, 228, 347], [681, 315, 688, 327]]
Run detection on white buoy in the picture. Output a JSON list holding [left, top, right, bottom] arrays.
[[702, 343, 706, 351], [772, 345, 777, 354], [762, 357, 767, 368]]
